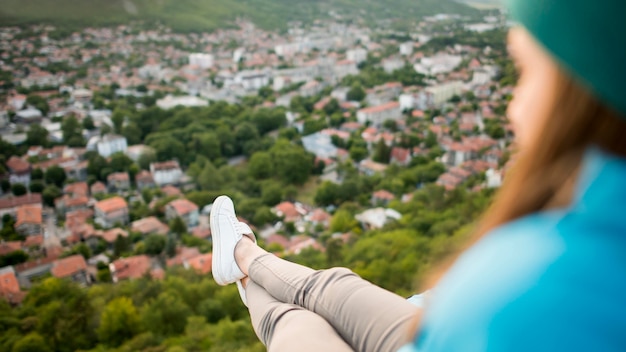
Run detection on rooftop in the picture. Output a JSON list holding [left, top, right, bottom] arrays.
[[95, 196, 128, 214], [51, 255, 87, 278], [15, 205, 43, 227], [168, 199, 198, 216]]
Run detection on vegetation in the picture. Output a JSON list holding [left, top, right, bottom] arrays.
[[1, 183, 491, 351]]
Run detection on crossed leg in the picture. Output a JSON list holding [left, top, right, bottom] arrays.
[[238, 239, 420, 352]]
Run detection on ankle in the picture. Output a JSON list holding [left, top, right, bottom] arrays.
[[234, 236, 255, 274]]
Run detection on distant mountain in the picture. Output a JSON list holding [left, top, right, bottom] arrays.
[[0, 0, 479, 32]]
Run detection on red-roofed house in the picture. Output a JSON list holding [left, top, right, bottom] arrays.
[[135, 170, 156, 190], [107, 172, 131, 192], [131, 217, 169, 236], [184, 253, 212, 274], [5, 156, 31, 186], [273, 202, 306, 223], [0, 267, 25, 305], [15, 205, 43, 236], [166, 247, 200, 268], [90, 181, 107, 195], [307, 208, 331, 228], [390, 147, 412, 166], [0, 193, 42, 218], [51, 255, 91, 286], [356, 102, 402, 126], [166, 199, 199, 229], [94, 196, 129, 228], [0, 241, 22, 256], [372, 190, 396, 206], [109, 255, 153, 282]]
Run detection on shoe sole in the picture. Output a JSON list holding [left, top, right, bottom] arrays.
[[211, 195, 230, 286]]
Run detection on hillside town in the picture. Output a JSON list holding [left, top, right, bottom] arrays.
[[0, 12, 513, 305]]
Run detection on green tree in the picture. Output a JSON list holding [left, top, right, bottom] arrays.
[[248, 151, 273, 179], [31, 168, 44, 180], [98, 297, 141, 347], [26, 124, 49, 147], [270, 141, 313, 185], [82, 116, 96, 130], [261, 181, 283, 206], [347, 83, 366, 101], [61, 116, 83, 145], [22, 278, 94, 351], [330, 209, 358, 233], [144, 234, 166, 255], [12, 333, 51, 352], [141, 292, 192, 337], [138, 150, 157, 170], [42, 185, 62, 206], [113, 235, 131, 257], [26, 94, 50, 116], [29, 180, 44, 193], [44, 165, 67, 187], [373, 139, 391, 164], [169, 217, 187, 236], [10, 183, 26, 196]]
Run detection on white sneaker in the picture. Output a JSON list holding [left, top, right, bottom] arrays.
[[210, 195, 256, 306]]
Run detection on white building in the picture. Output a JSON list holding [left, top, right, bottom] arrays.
[[399, 42, 414, 56], [425, 81, 464, 107], [156, 95, 209, 110], [357, 102, 402, 126], [150, 160, 183, 186], [301, 132, 338, 159], [486, 168, 503, 188], [189, 53, 214, 69], [414, 54, 463, 76], [382, 58, 405, 74], [347, 48, 368, 64], [88, 134, 128, 158], [232, 70, 270, 91]]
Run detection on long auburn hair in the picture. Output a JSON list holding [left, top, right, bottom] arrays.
[[409, 66, 626, 338]]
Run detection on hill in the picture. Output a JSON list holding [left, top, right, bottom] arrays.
[[0, 0, 478, 32]]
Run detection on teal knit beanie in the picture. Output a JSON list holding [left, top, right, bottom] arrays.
[[507, 0, 626, 118]]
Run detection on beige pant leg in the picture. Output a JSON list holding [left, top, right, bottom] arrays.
[[249, 254, 420, 352], [247, 281, 353, 352]]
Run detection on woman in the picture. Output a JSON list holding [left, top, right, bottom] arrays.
[[211, 0, 626, 350]]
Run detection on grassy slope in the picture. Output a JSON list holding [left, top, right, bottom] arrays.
[[0, 0, 478, 32]]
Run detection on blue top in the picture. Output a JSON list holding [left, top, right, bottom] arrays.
[[399, 148, 626, 352]]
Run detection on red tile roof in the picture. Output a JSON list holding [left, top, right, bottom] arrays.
[[6, 156, 30, 174], [15, 205, 42, 227], [358, 101, 400, 114], [274, 202, 301, 221], [167, 199, 198, 216], [0, 193, 42, 211], [151, 160, 181, 171], [101, 228, 128, 243], [90, 182, 107, 194], [166, 247, 200, 267], [111, 255, 152, 281], [161, 185, 182, 197], [186, 253, 212, 274], [0, 269, 24, 304], [0, 241, 22, 256], [51, 255, 87, 278], [95, 196, 128, 214], [131, 217, 169, 235], [191, 227, 211, 239], [107, 172, 129, 182], [64, 182, 89, 197], [23, 235, 44, 248], [373, 190, 396, 201]]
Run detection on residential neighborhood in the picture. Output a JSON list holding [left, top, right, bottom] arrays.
[[0, 10, 513, 307]]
